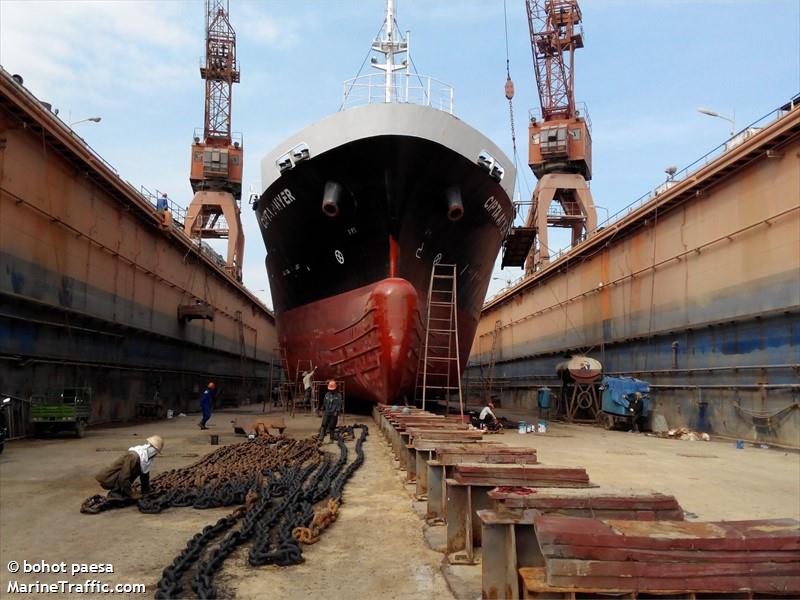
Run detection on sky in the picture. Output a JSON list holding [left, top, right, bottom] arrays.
[[1, 0, 798, 307]]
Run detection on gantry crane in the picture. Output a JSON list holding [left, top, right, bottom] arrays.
[[184, 0, 245, 282], [503, 0, 597, 274]]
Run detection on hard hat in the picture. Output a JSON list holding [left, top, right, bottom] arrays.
[[488, 402, 494, 408], [208, 382, 216, 389], [146, 435, 164, 453], [327, 380, 337, 391]]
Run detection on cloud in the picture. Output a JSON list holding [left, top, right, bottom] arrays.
[[0, 0, 196, 103], [236, 4, 312, 50]]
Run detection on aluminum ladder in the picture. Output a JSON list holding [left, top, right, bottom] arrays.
[[416, 263, 464, 416]]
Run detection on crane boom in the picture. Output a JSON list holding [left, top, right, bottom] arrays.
[[184, 0, 245, 282], [201, 0, 240, 145], [526, 0, 583, 122], [521, 0, 596, 274]]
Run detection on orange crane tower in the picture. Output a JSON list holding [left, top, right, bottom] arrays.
[[184, 0, 245, 282], [523, 0, 596, 274]]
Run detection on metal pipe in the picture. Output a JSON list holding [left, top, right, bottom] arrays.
[[446, 187, 464, 221], [0, 353, 272, 378], [2, 187, 265, 326], [606, 364, 800, 375], [484, 201, 799, 313], [460, 377, 800, 391], [647, 384, 800, 390], [322, 181, 342, 217], [0, 311, 126, 339]]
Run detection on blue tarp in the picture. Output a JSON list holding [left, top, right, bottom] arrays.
[[601, 376, 650, 417]]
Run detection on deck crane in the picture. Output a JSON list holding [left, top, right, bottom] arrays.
[[501, 0, 597, 273], [184, 0, 245, 282]]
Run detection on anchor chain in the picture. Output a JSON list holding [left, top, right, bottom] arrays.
[[150, 424, 368, 599]]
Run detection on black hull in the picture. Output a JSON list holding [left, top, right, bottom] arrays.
[[257, 105, 514, 402]]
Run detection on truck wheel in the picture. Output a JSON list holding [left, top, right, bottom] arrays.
[[602, 414, 615, 430], [75, 421, 86, 438]]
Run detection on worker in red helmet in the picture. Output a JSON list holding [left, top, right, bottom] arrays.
[[199, 382, 215, 430], [318, 380, 342, 443]]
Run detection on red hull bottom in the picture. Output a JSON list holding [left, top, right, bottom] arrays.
[[277, 278, 422, 404]]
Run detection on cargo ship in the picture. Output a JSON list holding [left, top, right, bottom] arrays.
[[255, 0, 516, 404]]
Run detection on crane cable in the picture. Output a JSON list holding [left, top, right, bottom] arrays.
[[504, 0, 518, 163], [504, 0, 536, 228]]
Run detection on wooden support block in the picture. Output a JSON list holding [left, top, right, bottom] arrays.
[[534, 516, 800, 593], [489, 487, 684, 519], [454, 464, 591, 488]]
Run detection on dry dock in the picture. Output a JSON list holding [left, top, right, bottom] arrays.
[[0, 69, 281, 425], [1, 412, 797, 599], [470, 97, 800, 448]]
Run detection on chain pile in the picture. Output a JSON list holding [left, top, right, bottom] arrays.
[[153, 424, 368, 599], [140, 435, 320, 513]]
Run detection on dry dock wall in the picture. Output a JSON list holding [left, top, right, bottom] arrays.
[[0, 72, 281, 426], [468, 103, 800, 446]]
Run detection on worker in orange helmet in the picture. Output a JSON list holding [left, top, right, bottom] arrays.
[[199, 382, 216, 430], [318, 380, 342, 443]]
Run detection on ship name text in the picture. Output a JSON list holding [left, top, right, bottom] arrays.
[[259, 188, 297, 228], [484, 196, 511, 234]]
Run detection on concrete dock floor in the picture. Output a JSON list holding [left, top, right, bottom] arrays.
[[0, 407, 798, 599]]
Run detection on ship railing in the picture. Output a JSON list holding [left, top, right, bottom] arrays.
[[484, 94, 800, 306], [136, 184, 188, 229], [198, 240, 227, 269], [528, 101, 592, 130], [595, 94, 799, 231], [191, 128, 244, 149], [341, 72, 455, 114]]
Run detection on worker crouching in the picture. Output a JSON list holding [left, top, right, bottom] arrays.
[[318, 380, 342, 443], [94, 435, 164, 500], [479, 402, 502, 432]]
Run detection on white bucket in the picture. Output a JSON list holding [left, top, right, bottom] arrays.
[[517, 422, 527, 434], [166, 409, 174, 419]]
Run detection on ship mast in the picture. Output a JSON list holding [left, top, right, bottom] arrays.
[[385, 0, 394, 102], [342, 0, 454, 113], [371, 0, 408, 103]]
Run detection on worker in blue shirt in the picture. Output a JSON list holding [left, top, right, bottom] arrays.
[[199, 382, 215, 429], [156, 193, 169, 212]]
